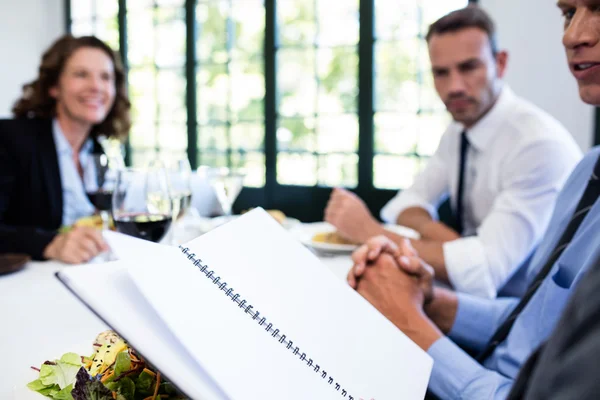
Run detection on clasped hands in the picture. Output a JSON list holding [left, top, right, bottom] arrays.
[[347, 235, 442, 350]]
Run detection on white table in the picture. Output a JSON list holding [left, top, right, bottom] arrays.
[[0, 254, 353, 399]]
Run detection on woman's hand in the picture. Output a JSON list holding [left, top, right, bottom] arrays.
[[43, 226, 108, 264]]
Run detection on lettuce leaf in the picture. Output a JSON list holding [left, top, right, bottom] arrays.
[[39, 353, 82, 388], [71, 367, 112, 400], [28, 352, 82, 399]]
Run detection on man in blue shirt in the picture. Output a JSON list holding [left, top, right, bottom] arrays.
[[348, 0, 600, 397]]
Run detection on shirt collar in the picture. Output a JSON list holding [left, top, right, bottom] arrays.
[[52, 119, 94, 156], [452, 85, 517, 152]]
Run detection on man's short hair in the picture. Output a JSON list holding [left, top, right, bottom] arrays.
[[426, 5, 498, 55]]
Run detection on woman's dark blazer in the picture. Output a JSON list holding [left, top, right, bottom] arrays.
[[0, 118, 102, 260]]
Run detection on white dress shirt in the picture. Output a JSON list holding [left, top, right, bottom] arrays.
[[52, 119, 96, 227], [380, 86, 582, 298]]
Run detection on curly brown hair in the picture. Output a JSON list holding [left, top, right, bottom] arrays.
[[12, 35, 131, 140]]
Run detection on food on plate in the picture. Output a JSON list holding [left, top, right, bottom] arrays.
[[59, 215, 115, 233], [28, 330, 187, 400], [242, 208, 287, 225], [265, 209, 286, 224], [312, 231, 358, 246]]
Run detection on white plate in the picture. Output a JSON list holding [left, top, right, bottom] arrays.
[[198, 215, 301, 232], [290, 222, 420, 254]]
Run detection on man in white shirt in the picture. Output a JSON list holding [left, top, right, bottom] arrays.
[[324, 6, 582, 298]]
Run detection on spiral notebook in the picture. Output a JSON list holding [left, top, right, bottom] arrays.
[[57, 208, 433, 399]]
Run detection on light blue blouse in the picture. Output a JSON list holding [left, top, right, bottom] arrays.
[[52, 119, 96, 226]]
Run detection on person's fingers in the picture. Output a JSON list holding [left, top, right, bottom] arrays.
[[398, 255, 425, 276], [78, 227, 108, 252], [354, 262, 366, 278], [351, 245, 369, 267], [399, 237, 417, 257], [347, 268, 357, 289]]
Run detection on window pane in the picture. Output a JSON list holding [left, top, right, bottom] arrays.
[[196, 1, 228, 63], [375, 40, 419, 113], [317, 0, 359, 46], [232, 151, 265, 187], [316, 115, 358, 154], [157, 122, 187, 151], [278, 117, 316, 152], [157, 69, 186, 123], [230, 61, 264, 121], [197, 64, 228, 123], [231, 123, 264, 150], [317, 47, 358, 114], [72, 0, 93, 19], [374, 113, 418, 155], [278, 0, 316, 47], [374, 155, 422, 190], [277, 153, 317, 186], [127, 9, 154, 66], [376, 0, 419, 41], [317, 154, 358, 188], [277, 49, 317, 117], [198, 125, 228, 152], [96, 1, 118, 18]]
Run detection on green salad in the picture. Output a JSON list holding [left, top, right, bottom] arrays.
[[28, 331, 187, 400]]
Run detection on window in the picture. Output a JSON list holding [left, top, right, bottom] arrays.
[[276, 0, 359, 188], [68, 0, 120, 50], [67, 0, 470, 220], [196, 0, 266, 187], [373, 0, 471, 190], [126, 0, 187, 167]]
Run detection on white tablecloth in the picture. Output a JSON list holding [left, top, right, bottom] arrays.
[[0, 252, 353, 398]]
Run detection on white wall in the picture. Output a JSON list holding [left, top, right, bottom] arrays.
[[480, 0, 595, 150], [0, 0, 65, 117]]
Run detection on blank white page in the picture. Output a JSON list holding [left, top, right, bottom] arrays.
[[128, 209, 432, 399]]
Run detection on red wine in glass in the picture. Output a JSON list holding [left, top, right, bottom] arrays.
[[86, 190, 114, 212], [114, 213, 172, 243]]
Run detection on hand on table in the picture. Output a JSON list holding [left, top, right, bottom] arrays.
[[43, 226, 109, 264], [324, 188, 383, 244]]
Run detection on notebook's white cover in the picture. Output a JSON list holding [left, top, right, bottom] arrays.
[[60, 209, 432, 399]]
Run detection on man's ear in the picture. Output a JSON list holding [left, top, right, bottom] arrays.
[[495, 50, 509, 79]]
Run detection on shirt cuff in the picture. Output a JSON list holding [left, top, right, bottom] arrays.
[[380, 192, 439, 224], [449, 293, 518, 352], [427, 337, 487, 398], [443, 236, 496, 298]]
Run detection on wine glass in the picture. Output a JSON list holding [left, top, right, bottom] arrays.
[[83, 154, 117, 232], [112, 167, 173, 243], [167, 157, 193, 221], [207, 167, 245, 220]]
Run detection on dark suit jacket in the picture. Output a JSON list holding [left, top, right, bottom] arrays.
[[0, 118, 102, 260], [508, 254, 600, 399]]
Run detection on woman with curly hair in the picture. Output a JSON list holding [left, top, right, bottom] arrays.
[[0, 35, 131, 263]]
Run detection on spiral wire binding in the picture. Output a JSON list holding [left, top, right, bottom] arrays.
[[179, 246, 355, 399]]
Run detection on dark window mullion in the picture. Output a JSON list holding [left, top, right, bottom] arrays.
[[119, 0, 131, 166], [65, 0, 72, 33], [358, 0, 375, 194], [264, 0, 277, 206], [185, 0, 197, 168]]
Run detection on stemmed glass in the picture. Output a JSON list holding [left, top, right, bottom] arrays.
[[83, 154, 117, 232], [167, 157, 193, 221], [112, 167, 173, 243], [207, 167, 245, 220]]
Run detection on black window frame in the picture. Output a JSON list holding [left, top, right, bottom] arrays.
[[65, 0, 478, 222]]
